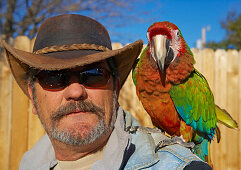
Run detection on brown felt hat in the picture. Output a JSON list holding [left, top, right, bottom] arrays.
[[2, 14, 143, 97]]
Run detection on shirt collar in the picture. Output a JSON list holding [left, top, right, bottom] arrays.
[[90, 106, 132, 170]]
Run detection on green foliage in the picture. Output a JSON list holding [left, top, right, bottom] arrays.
[[206, 11, 241, 50], [205, 40, 230, 50]]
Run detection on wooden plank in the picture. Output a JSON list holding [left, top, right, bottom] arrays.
[[13, 36, 31, 51], [192, 48, 202, 72], [201, 49, 215, 91], [0, 64, 12, 170], [9, 79, 29, 170], [239, 50, 241, 170], [112, 43, 123, 50], [27, 103, 45, 149], [226, 50, 239, 169], [213, 49, 228, 170], [30, 37, 36, 52], [9, 36, 31, 170]]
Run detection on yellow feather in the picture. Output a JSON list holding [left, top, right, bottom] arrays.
[[215, 105, 238, 129]]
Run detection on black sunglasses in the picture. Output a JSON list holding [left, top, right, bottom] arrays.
[[35, 68, 113, 91]]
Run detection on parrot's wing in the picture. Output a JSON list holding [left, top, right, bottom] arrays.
[[169, 69, 217, 137], [132, 60, 138, 86], [132, 46, 148, 86]]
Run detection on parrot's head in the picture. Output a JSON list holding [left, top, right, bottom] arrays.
[[147, 21, 188, 73]]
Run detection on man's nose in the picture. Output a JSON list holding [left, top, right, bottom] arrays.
[[63, 76, 87, 101]]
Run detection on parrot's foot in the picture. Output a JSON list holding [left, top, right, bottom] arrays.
[[155, 136, 195, 152], [125, 126, 164, 134], [125, 126, 139, 133]]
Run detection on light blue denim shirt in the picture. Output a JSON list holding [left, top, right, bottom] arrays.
[[19, 106, 203, 170]]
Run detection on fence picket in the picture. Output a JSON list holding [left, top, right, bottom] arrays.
[[0, 64, 12, 170], [213, 50, 228, 170], [9, 79, 29, 170], [226, 50, 240, 170], [239, 50, 241, 170], [27, 104, 45, 149], [9, 36, 31, 170]]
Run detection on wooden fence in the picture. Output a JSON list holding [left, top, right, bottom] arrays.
[[0, 36, 240, 170]]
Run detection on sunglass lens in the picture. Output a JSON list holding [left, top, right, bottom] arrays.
[[35, 68, 111, 90], [82, 68, 110, 88], [36, 71, 66, 90]]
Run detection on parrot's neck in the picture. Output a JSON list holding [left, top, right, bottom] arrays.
[[166, 49, 195, 84]]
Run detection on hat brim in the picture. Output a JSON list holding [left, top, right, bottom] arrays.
[[2, 39, 143, 97]]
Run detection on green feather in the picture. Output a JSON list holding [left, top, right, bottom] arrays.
[[132, 46, 148, 86], [132, 66, 137, 86], [169, 69, 217, 138], [193, 139, 209, 161]]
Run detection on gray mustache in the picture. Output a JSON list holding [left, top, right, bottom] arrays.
[[51, 101, 105, 121]]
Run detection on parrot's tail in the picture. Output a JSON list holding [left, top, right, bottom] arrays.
[[215, 105, 238, 129], [194, 139, 212, 165], [215, 125, 221, 143]]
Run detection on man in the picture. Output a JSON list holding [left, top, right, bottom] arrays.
[[2, 14, 211, 170]]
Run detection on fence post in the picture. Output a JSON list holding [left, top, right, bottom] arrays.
[[27, 103, 45, 149], [9, 36, 30, 170], [192, 48, 202, 72], [213, 49, 228, 170], [0, 63, 12, 170], [226, 50, 240, 169], [239, 50, 241, 170], [201, 49, 215, 91]]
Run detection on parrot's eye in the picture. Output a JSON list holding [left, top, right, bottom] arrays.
[[175, 30, 181, 41], [176, 30, 180, 38]]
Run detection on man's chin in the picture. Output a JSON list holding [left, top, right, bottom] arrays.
[[49, 119, 107, 146]]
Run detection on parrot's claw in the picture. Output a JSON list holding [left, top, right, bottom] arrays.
[[125, 126, 139, 133], [155, 136, 195, 153], [125, 126, 164, 134], [138, 126, 164, 134]]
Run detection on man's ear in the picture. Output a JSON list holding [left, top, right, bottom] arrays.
[[27, 82, 37, 115]]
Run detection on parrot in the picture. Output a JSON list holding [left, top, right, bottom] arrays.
[[132, 21, 238, 164]]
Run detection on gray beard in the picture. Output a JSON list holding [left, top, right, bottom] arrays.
[[50, 117, 107, 145], [33, 91, 118, 146]]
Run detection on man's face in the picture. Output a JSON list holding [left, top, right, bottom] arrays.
[[28, 61, 118, 146]]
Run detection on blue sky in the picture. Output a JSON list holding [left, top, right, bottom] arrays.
[[106, 0, 241, 48]]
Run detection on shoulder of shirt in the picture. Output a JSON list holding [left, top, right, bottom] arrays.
[[123, 110, 210, 170], [19, 134, 57, 170]]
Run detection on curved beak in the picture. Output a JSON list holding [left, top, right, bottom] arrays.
[[151, 35, 169, 73]]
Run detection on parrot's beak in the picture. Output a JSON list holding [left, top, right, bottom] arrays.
[[151, 35, 169, 73]]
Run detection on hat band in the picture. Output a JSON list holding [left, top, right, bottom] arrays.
[[33, 43, 110, 54]]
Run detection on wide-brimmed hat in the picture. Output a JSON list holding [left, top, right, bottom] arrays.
[[2, 14, 143, 97]]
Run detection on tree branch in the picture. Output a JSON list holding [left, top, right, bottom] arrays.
[[3, 0, 17, 41]]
